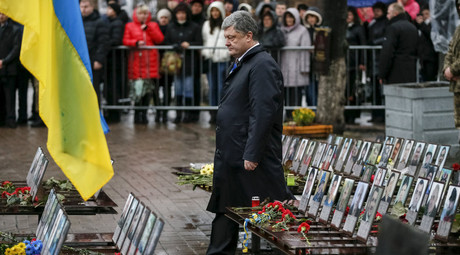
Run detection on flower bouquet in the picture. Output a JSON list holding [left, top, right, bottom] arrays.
[[177, 163, 214, 190], [1, 237, 42, 255], [0, 181, 36, 206]]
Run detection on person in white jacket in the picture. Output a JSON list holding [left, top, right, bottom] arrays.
[[202, 1, 230, 123]]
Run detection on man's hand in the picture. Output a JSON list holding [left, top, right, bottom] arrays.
[[0, 59, 3, 69], [282, 199, 299, 208], [244, 160, 258, 171], [445, 67, 454, 81], [181, 41, 190, 49], [93, 61, 103, 70]]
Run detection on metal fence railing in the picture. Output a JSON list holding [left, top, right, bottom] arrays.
[[100, 45, 415, 113]]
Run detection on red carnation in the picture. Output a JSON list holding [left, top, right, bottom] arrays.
[[453, 163, 460, 171], [297, 222, 311, 233], [370, 174, 375, 183]]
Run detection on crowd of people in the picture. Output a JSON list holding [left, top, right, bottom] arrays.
[[0, 0, 445, 128]]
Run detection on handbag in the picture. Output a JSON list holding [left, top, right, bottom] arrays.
[[160, 51, 182, 75]]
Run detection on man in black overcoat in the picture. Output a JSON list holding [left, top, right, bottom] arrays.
[[379, 3, 418, 84], [206, 11, 294, 255]]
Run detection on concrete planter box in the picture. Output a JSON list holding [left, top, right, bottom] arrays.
[[383, 82, 459, 158]]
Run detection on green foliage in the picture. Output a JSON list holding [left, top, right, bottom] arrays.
[[292, 108, 316, 126], [43, 177, 73, 191], [390, 201, 407, 217]]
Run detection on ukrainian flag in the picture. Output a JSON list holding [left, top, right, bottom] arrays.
[[0, 0, 113, 200]]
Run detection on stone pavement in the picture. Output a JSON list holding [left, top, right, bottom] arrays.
[[0, 111, 384, 254]]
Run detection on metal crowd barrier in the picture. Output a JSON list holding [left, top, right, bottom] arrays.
[[100, 45, 402, 112]]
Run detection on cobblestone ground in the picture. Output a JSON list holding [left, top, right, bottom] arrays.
[[0, 111, 384, 254]]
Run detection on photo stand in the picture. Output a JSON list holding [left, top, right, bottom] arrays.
[[36, 189, 71, 255], [343, 140, 362, 175], [298, 141, 317, 176], [406, 178, 429, 225], [298, 167, 318, 213], [291, 138, 309, 173], [112, 193, 165, 255], [318, 174, 342, 224], [342, 181, 369, 236], [435, 185, 460, 242], [331, 178, 355, 230], [378, 170, 401, 215], [334, 138, 353, 172], [356, 186, 383, 242], [307, 170, 331, 218], [419, 182, 445, 234]]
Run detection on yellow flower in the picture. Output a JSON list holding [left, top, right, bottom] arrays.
[[17, 243, 26, 249]]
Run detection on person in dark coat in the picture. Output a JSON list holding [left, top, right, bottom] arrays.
[[379, 3, 418, 84], [80, 0, 110, 106], [190, 0, 206, 27], [415, 5, 438, 82], [346, 6, 367, 124], [157, 8, 173, 123], [163, 2, 202, 123], [367, 2, 388, 123], [105, 3, 125, 123], [0, 13, 21, 128], [258, 11, 285, 62], [206, 11, 294, 255], [189, 0, 206, 122]]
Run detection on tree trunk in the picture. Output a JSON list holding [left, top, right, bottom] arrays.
[[316, 0, 348, 134]]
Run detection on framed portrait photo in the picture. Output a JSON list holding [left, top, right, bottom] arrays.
[[343, 140, 362, 175], [435, 185, 460, 241], [298, 141, 317, 176], [113, 193, 135, 244], [334, 138, 353, 172], [298, 167, 318, 213], [331, 178, 355, 230]]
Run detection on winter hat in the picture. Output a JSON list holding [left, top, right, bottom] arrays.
[[157, 8, 172, 21], [304, 6, 322, 26], [238, 3, 253, 13], [190, 0, 204, 6], [174, 2, 190, 14], [108, 3, 121, 15]]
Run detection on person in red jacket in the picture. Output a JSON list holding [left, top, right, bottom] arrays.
[[123, 4, 164, 124]]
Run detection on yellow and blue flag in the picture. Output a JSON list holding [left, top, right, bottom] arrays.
[[0, 0, 113, 200]]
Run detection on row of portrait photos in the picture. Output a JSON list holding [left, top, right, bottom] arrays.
[[26, 147, 49, 199], [113, 193, 164, 255], [35, 189, 71, 255], [282, 135, 453, 184], [282, 135, 458, 242]]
